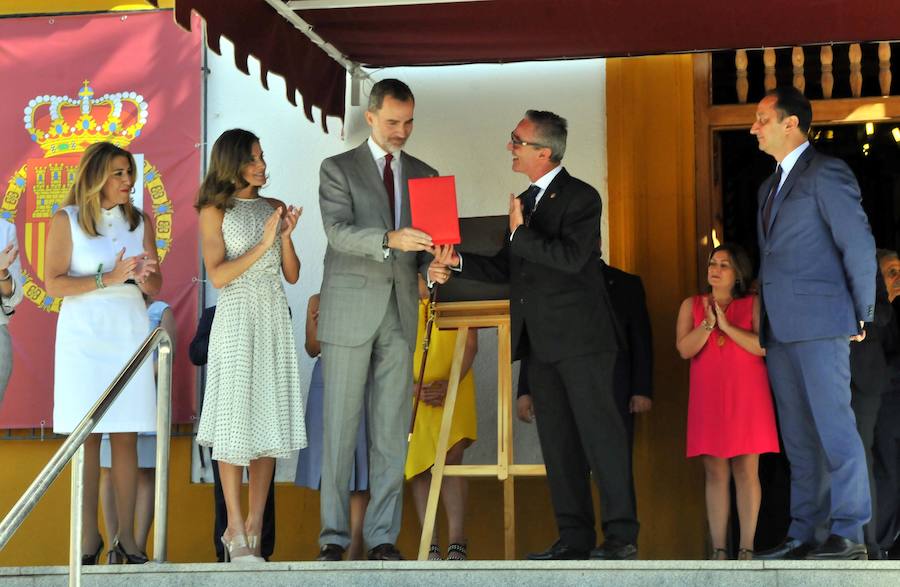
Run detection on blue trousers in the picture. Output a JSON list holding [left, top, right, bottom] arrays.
[[766, 336, 871, 543]]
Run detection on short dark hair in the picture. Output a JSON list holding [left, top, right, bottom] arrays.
[[525, 110, 567, 162], [707, 243, 754, 299], [768, 86, 812, 134], [877, 248, 898, 265], [368, 79, 414, 112]]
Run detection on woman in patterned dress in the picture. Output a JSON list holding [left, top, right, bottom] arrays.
[[45, 142, 160, 565], [196, 129, 306, 562]]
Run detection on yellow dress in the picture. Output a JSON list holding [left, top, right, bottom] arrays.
[[405, 299, 478, 479]]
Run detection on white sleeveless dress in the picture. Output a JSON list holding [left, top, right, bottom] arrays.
[[53, 205, 156, 434], [196, 197, 306, 466]]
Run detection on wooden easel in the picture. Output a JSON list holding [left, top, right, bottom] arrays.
[[416, 300, 546, 561]]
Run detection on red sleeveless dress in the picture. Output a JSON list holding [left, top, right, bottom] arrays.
[[686, 295, 780, 458]]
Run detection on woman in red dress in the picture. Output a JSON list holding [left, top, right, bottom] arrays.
[[676, 243, 779, 560]]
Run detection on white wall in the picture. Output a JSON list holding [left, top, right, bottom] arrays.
[[203, 39, 607, 475]]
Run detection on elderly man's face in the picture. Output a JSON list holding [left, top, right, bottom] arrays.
[[366, 95, 414, 153], [507, 117, 551, 181], [880, 256, 900, 302]]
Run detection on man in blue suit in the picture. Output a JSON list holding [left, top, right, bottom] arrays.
[[753, 87, 876, 560]]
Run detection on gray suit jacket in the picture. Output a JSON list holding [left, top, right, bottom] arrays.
[[318, 141, 438, 349]]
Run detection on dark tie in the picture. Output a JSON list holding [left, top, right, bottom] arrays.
[[762, 165, 782, 236], [383, 153, 396, 228], [520, 184, 541, 225]]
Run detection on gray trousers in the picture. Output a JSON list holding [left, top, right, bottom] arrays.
[[319, 294, 412, 549], [0, 325, 11, 404]]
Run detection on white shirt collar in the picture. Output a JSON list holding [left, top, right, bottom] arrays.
[[367, 136, 400, 162], [778, 141, 810, 186], [532, 164, 563, 192]]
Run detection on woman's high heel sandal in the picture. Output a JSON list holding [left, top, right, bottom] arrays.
[[112, 537, 149, 564], [246, 534, 263, 559], [737, 548, 754, 561], [427, 544, 441, 561], [447, 542, 468, 561], [221, 532, 264, 563], [81, 537, 103, 566], [709, 547, 728, 560]]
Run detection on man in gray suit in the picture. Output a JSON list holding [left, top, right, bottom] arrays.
[[316, 79, 437, 561]]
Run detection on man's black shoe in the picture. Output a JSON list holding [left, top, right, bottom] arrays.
[[368, 543, 404, 561], [590, 540, 638, 560], [805, 534, 868, 560], [316, 543, 345, 561], [754, 537, 814, 560], [526, 540, 589, 561]]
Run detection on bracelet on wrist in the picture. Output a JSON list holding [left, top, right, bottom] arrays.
[[701, 319, 714, 331], [95, 272, 106, 290]]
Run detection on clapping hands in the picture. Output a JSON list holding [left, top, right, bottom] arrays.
[[280, 205, 302, 238], [0, 243, 18, 275]]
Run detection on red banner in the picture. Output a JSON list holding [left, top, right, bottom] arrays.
[[0, 11, 201, 427]]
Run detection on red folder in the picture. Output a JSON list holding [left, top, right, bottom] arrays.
[[408, 176, 461, 245]]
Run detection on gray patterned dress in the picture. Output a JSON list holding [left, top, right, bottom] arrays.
[[197, 197, 306, 465]]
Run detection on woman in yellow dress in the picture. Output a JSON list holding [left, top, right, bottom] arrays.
[[406, 276, 479, 560]]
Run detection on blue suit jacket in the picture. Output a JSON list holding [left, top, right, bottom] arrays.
[[758, 145, 876, 346]]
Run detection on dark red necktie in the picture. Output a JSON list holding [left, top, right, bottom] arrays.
[[762, 165, 782, 236], [383, 153, 396, 228]]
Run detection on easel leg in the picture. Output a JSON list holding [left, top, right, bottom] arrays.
[[504, 476, 515, 559], [417, 327, 469, 560]]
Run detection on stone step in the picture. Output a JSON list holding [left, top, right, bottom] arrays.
[[2, 560, 900, 587]]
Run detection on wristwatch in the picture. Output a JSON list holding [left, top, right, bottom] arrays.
[[382, 232, 390, 251]]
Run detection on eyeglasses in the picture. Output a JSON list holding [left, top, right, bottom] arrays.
[[509, 132, 547, 149]]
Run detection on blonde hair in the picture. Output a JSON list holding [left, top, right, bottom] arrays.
[[195, 129, 262, 211], [64, 142, 142, 237]]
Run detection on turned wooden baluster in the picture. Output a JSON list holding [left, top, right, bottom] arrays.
[[764, 48, 777, 91], [879, 42, 892, 96], [850, 43, 863, 98], [821, 46, 834, 99], [736, 49, 749, 103], [792, 46, 805, 93]]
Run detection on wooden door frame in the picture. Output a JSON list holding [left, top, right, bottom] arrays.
[[693, 53, 900, 290]]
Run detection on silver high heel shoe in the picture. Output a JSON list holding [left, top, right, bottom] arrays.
[[246, 534, 263, 559], [221, 532, 264, 563]]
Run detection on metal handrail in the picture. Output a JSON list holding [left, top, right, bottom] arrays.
[[0, 327, 173, 586]]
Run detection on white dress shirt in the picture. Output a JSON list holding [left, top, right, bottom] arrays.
[[776, 141, 810, 194]]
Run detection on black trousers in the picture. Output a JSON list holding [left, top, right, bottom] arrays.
[[875, 390, 900, 550], [529, 350, 639, 550], [212, 459, 277, 561], [850, 388, 884, 551]]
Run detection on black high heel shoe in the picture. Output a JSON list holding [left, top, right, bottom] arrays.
[[112, 537, 149, 564], [81, 537, 104, 565]]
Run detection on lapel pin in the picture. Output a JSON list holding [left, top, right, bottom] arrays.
[[549, 193, 556, 199]]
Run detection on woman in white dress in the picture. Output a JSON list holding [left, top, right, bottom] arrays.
[[196, 129, 305, 563], [45, 141, 161, 565]]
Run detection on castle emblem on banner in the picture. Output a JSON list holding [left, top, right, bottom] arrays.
[[2, 81, 173, 312]]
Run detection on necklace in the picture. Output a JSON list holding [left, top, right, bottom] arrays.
[[712, 296, 733, 347]]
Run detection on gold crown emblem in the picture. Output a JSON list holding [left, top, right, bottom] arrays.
[[24, 80, 149, 157]]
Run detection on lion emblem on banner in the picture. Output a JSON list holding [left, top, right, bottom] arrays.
[[1, 81, 173, 312]]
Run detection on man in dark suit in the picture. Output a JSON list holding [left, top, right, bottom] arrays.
[[517, 253, 654, 450], [849, 265, 893, 558], [430, 110, 639, 560], [874, 250, 900, 558], [752, 87, 876, 561]]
